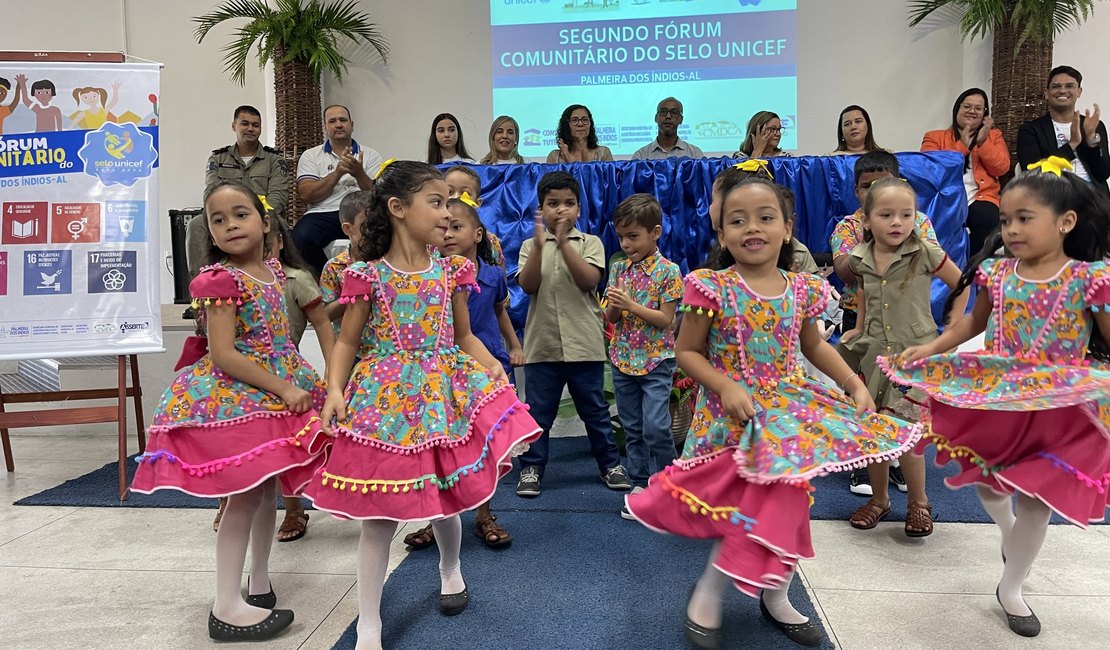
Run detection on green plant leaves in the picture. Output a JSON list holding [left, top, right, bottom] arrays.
[[193, 0, 389, 86]]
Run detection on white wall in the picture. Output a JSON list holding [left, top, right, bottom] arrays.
[[1055, 8, 1110, 108], [5, 0, 1110, 304]]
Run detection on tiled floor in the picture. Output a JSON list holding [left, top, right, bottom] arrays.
[[2, 338, 1109, 648]]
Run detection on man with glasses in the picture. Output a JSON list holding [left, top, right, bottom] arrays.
[[631, 97, 705, 160], [1017, 65, 1108, 194]]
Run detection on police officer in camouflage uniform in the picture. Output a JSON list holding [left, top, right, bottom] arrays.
[[186, 105, 289, 276]]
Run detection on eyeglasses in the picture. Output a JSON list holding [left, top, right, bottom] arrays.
[[959, 104, 985, 113], [569, 117, 591, 125], [1048, 83, 1079, 91], [656, 108, 682, 117], [764, 127, 784, 135]]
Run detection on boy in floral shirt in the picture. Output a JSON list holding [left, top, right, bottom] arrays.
[[604, 194, 684, 518], [320, 190, 370, 335]]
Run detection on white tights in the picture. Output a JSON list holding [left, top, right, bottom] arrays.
[[685, 543, 807, 628], [977, 487, 1051, 616], [212, 478, 276, 626], [355, 516, 465, 650]]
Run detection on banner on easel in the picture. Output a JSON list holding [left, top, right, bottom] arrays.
[[0, 59, 162, 361]]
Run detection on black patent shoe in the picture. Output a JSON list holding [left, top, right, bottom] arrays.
[[759, 595, 823, 647], [683, 614, 723, 649], [996, 587, 1040, 637], [245, 584, 276, 609], [208, 609, 294, 641], [439, 587, 469, 616], [684, 584, 722, 649]]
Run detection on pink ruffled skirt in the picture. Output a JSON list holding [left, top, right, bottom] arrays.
[[131, 411, 330, 498], [925, 400, 1110, 526], [304, 389, 540, 521], [625, 451, 813, 597]]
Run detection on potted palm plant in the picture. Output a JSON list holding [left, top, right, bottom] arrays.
[[908, 1, 1098, 169], [194, 0, 389, 221]]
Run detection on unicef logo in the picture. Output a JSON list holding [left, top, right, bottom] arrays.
[[78, 122, 158, 187], [102, 269, 127, 291], [103, 130, 134, 159]]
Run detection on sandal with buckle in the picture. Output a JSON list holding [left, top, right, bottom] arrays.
[[403, 523, 436, 551], [276, 510, 308, 543], [208, 609, 294, 641], [905, 501, 933, 538], [475, 512, 513, 549], [213, 497, 228, 533], [849, 499, 890, 530]]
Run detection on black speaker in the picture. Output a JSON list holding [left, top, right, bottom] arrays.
[[168, 208, 202, 305]]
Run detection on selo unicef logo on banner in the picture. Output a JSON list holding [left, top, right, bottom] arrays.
[[77, 122, 158, 187]]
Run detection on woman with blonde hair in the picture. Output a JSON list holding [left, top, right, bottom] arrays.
[[480, 115, 525, 164], [735, 110, 791, 158]]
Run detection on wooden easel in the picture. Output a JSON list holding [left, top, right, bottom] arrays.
[[0, 355, 146, 501]]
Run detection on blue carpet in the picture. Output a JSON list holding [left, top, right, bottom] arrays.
[[331, 510, 835, 650], [11, 454, 299, 509], [13, 436, 1100, 526]]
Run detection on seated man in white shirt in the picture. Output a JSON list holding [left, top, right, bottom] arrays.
[[293, 104, 383, 274], [630, 97, 705, 161]]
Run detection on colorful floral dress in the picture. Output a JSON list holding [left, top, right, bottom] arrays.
[[304, 256, 541, 521], [880, 258, 1110, 526], [132, 260, 328, 498], [626, 268, 921, 595]]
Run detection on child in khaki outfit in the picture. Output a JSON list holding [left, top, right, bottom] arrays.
[[603, 194, 684, 519], [831, 151, 941, 497], [514, 171, 631, 497], [840, 177, 967, 536]]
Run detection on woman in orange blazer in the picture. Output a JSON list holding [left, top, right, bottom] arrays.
[[921, 88, 1010, 256]]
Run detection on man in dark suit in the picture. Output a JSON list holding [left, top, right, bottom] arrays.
[[1017, 65, 1109, 195]]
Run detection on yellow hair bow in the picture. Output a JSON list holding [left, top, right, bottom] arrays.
[[734, 158, 773, 179], [376, 158, 396, 180], [458, 191, 479, 209], [257, 194, 274, 214], [1026, 156, 1074, 177]]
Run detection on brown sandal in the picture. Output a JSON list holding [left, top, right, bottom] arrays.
[[849, 499, 891, 530], [905, 501, 933, 537], [213, 497, 228, 532], [475, 512, 512, 549], [403, 523, 436, 550], [276, 510, 309, 542]]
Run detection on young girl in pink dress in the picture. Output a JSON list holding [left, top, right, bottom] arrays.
[[132, 182, 332, 641], [304, 161, 540, 649], [886, 157, 1110, 637], [626, 176, 921, 648]]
